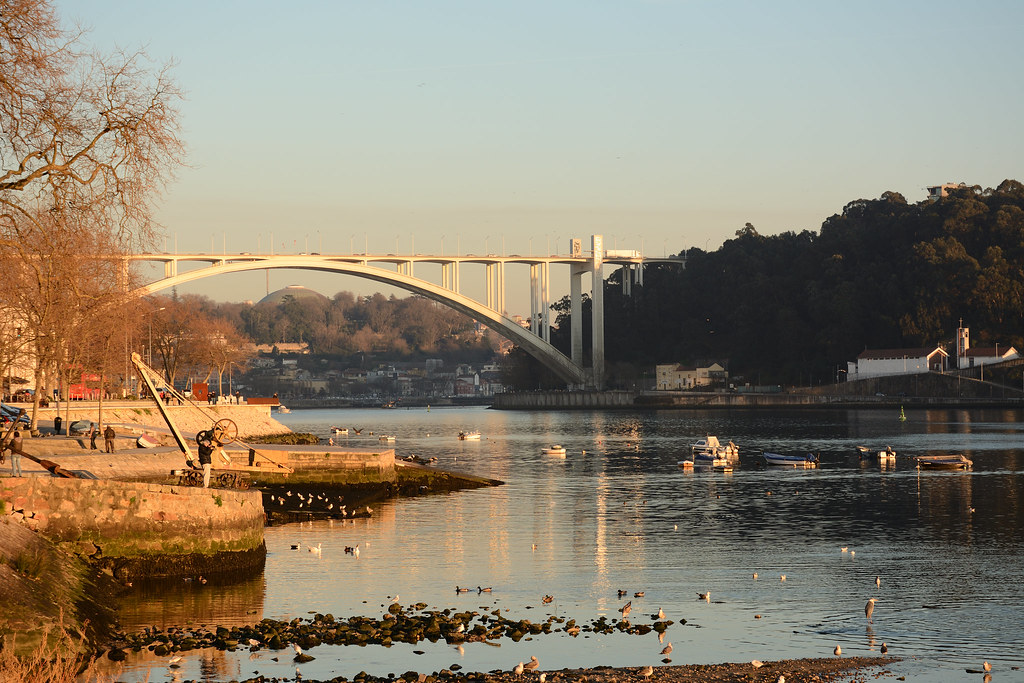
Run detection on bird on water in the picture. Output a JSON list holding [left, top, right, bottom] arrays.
[[620, 600, 632, 619], [660, 642, 673, 656], [834, 645, 842, 657], [697, 591, 710, 601], [866, 597, 877, 623]]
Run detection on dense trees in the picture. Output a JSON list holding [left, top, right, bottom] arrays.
[[541, 181, 1024, 389]]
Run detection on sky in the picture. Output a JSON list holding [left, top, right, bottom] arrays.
[[62, 0, 1024, 315]]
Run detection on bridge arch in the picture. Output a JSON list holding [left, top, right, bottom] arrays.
[[134, 257, 589, 386]]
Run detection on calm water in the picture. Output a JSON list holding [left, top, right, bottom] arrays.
[[108, 406, 1024, 682]]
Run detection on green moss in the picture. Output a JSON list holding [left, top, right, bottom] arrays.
[[214, 495, 223, 507]]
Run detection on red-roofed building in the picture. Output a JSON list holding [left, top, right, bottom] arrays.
[[847, 347, 949, 380]]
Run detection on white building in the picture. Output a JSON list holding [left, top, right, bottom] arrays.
[[847, 347, 949, 380], [954, 324, 1019, 368]]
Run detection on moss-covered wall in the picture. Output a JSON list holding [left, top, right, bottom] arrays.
[[0, 478, 264, 563]]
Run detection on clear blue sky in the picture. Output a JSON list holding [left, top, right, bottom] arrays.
[[65, 0, 1024, 313]]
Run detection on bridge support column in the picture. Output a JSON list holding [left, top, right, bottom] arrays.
[[541, 261, 550, 343], [570, 265, 584, 370], [591, 235, 605, 390], [530, 264, 539, 335]]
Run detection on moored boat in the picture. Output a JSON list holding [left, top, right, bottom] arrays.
[[762, 451, 819, 467], [331, 426, 348, 435], [276, 404, 291, 414], [858, 446, 896, 461], [542, 445, 567, 456], [378, 434, 396, 443], [693, 451, 730, 468], [691, 436, 739, 459], [458, 431, 481, 441], [916, 454, 972, 470]]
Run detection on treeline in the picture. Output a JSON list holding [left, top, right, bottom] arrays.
[[203, 292, 496, 359], [532, 180, 1024, 388]]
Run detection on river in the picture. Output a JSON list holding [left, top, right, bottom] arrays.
[[107, 406, 1024, 682]]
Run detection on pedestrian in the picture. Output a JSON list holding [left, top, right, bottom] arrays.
[[103, 424, 116, 453], [89, 423, 98, 450], [10, 430, 22, 477], [54, 415, 62, 434], [195, 428, 222, 488]]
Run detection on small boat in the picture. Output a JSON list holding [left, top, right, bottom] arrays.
[[762, 452, 819, 467], [331, 426, 348, 435], [136, 434, 160, 448], [691, 436, 739, 459], [378, 435, 396, 443], [677, 459, 694, 469], [916, 454, 972, 470], [542, 445, 567, 456], [276, 405, 291, 414], [458, 431, 481, 441], [693, 452, 730, 468], [859, 446, 896, 461]]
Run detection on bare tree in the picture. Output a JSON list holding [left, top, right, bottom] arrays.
[[0, 0, 184, 429]]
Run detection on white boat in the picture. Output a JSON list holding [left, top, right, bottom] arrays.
[[762, 452, 819, 467], [542, 445, 567, 456], [693, 451, 731, 469], [858, 446, 895, 461], [691, 436, 739, 459], [916, 454, 972, 470], [378, 435, 396, 443], [276, 405, 291, 414], [458, 431, 481, 441], [331, 426, 348, 435]]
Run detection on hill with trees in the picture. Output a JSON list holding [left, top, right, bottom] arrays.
[[510, 180, 1024, 389]]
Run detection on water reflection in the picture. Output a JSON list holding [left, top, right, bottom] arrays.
[[109, 407, 1024, 683]]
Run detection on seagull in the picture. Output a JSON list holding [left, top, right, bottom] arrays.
[[780, 574, 787, 581], [291, 643, 302, 656], [984, 661, 991, 672], [776, 676, 785, 683], [697, 591, 710, 601], [875, 575, 881, 588], [660, 642, 673, 656], [880, 642, 888, 654], [390, 595, 400, 604], [841, 547, 848, 553], [524, 655, 539, 671], [656, 607, 665, 619], [639, 665, 654, 680], [753, 572, 758, 580], [539, 674, 546, 683], [513, 662, 525, 677], [834, 645, 842, 657], [850, 550, 856, 557], [168, 655, 183, 668], [866, 597, 877, 622], [308, 543, 322, 555], [248, 638, 260, 646], [620, 600, 632, 618]]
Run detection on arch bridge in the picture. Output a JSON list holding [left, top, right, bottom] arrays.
[[130, 235, 684, 389]]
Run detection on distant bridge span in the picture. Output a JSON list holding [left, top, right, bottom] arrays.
[[130, 235, 684, 389]]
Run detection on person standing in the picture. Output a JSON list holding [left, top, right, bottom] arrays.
[[89, 423, 98, 450], [103, 425, 116, 453], [195, 429, 221, 488], [10, 430, 23, 477]]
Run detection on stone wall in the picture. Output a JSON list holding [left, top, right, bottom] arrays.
[[493, 390, 639, 409], [0, 477, 265, 581]]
